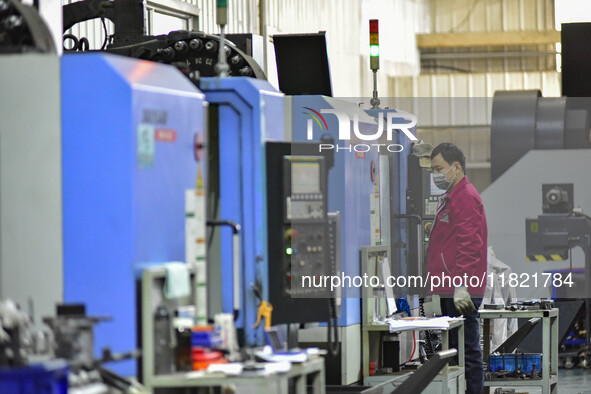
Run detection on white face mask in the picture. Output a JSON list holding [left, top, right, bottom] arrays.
[[432, 164, 457, 190]]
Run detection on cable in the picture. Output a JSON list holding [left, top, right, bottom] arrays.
[[409, 330, 416, 362], [62, 34, 79, 52], [448, 0, 481, 33], [327, 297, 339, 356], [100, 16, 108, 50], [419, 297, 435, 356], [77, 37, 89, 51], [421, 64, 472, 73]]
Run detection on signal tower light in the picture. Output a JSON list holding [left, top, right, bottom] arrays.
[[370, 19, 379, 70]]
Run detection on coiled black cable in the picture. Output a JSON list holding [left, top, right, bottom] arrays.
[[419, 297, 435, 356]]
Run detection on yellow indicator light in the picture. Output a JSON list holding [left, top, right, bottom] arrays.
[[370, 33, 379, 45]]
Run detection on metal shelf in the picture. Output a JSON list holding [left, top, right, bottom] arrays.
[[484, 375, 558, 387], [360, 246, 466, 393], [481, 308, 559, 394]]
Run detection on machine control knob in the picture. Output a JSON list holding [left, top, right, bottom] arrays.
[[158, 47, 175, 60], [174, 40, 189, 54], [189, 38, 203, 51], [4, 15, 21, 29], [204, 40, 217, 53], [239, 66, 253, 76], [230, 55, 242, 65]]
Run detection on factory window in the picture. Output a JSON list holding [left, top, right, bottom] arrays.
[[146, 0, 199, 36]]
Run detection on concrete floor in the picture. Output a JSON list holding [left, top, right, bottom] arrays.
[[489, 368, 591, 394]]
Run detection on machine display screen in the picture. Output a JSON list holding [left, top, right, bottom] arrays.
[[292, 162, 320, 194]]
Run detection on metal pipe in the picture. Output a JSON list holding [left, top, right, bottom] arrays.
[[421, 51, 557, 60]]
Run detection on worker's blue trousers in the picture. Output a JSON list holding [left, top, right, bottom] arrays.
[[440, 297, 484, 394]]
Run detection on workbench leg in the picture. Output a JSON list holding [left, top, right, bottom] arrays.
[[543, 314, 550, 394], [310, 365, 325, 394], [441, 330, 449, 394], [483, 318, 490, 394], [551, 314, 558, 394], [295, 374, 305, 394], [279, 373, 289, 394], [551, 314, 558, 376], [362, 330, 369, 385]]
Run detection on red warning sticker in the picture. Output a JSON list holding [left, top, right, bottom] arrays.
[[155, 129, 177, 142]]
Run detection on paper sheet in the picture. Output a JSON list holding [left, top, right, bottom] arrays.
[[386, 316, 464, 332]]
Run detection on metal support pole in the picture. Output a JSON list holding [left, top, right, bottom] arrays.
[[370, 70, 380, 109]]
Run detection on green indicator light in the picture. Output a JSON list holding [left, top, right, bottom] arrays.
[[286, 247, 293, 255], [370, 45, 379, 57]]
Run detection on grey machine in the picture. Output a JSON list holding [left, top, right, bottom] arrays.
[[525, 184, 591, 366], [484, 89, 591, 368]]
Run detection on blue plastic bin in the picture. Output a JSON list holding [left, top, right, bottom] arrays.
[[0, 360, 69, 394], [489, 353, 542, 374], [520, 353, 542, 374], [489, 354, 518, 372], [192, 330, 222, 348]]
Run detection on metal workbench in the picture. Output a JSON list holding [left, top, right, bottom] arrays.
[[363, 319, 466, 394], [481, 308, 558, 394], [146, 357, 325, 394], [140, 265, 325, 393], [360, 246, 465, 393]]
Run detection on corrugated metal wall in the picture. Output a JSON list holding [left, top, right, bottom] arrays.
[[423, 0, 556, 73], [384, 69, 560, 191], [429, 0, 554, 33], [194, 0, 258, 34]]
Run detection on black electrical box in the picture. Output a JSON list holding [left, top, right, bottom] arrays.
[[406, 154, 443, 280], [273, 32, 332, 96]]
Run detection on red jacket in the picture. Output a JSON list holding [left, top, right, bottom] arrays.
[[427, 176, 487, 295]]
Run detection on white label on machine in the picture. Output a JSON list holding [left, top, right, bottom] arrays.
[[186, 188, 207, 325], [370, 193, 381, 246], [381, 257, 398, 316]]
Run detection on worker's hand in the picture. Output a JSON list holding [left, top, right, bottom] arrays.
[[453, 286, 476, 316]]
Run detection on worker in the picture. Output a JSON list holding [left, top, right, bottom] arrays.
[[427, 142, 487, 394]]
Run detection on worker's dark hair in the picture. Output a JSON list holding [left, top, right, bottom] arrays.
[[431, 143, 465, 172]]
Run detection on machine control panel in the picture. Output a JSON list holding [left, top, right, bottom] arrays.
[[266, 142, 333, 324], [282, 157, 329, 296]]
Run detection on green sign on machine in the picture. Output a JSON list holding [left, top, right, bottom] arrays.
[[137, 124, 155, 168]]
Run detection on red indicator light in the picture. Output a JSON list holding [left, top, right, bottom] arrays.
[[369, 20, 378, 34]]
